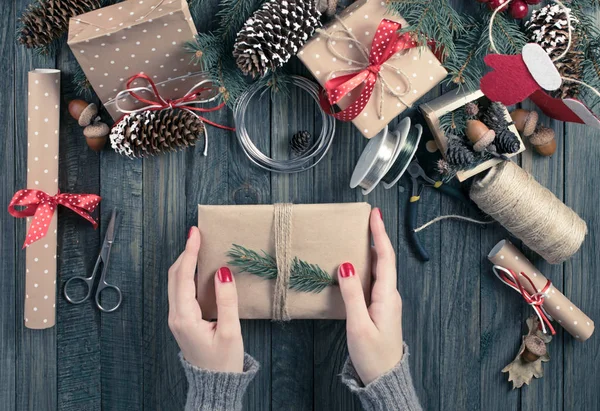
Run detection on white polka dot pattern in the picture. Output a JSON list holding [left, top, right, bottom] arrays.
[[67, 0, 215, 121]]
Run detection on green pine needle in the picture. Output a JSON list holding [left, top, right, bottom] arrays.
[[227, 244, 337, 294]]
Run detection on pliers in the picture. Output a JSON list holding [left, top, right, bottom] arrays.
[[406, 160, 482, 262]]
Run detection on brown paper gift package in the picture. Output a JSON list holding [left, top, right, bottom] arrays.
[[68, 0, 216, 121], [197, 203, 372, 320], [298, 0, 447, 139]]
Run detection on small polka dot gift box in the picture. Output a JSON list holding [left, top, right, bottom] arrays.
[[298, 0, 447, 139], [67, 0, 215, 121]]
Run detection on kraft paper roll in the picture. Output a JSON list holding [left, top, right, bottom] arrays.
[[488, 240, 594, 341], [25, 69, 60, 329]]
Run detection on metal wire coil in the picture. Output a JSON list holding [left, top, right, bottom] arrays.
[[233, 75, 336, 173]]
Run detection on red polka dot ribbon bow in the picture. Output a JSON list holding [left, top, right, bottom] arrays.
[[493, 265, 556, 335], [318, 18, 418, 121], [8, 189, 101, 249]]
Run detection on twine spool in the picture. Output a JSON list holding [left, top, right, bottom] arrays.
[[470, 162, 587, 264]]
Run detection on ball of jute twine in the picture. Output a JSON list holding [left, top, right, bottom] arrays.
[[470, 162, 587, 264]]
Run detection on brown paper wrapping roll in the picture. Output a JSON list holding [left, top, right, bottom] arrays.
[[488, 240, 594, 341], [197, 203, 372, 319], [25, 69, 61, 329]]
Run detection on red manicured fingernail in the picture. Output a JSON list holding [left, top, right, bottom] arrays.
[[377, 208, 383, 221], [187, 227, 193, 239], [217, 267, 233, 283], [339, 262, 355, 278]]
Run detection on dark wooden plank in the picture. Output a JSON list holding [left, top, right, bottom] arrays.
[[0, 0, 16, 409], [55, 44, 102, 411], [520, 105, 564, 411], [228, 88, 273, 410], [564, 120, 600, 411], [99, 153, 143, 410], [313, 117, 363, 411], [14, 0, 58, 408], [270, 66, 315, 411]]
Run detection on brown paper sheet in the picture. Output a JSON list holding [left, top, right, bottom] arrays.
[[68, 0, 215, 121], [298, 0, 447, 139], [197, 203, 372, 319], [419, 89, 525, 182], [488, 240, 594, 341], [25, 69, 61, 329]]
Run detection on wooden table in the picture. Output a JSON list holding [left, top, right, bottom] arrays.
[[2, 1, 599, 410]]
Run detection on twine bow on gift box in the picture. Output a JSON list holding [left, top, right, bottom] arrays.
[[8, 189, 101, 248], [316, 17, 418, 121], [115, 73, 235, 156], [493, 265, 556, 335]]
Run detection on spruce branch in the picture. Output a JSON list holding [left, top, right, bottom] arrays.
[[227, 244, 337, 294]]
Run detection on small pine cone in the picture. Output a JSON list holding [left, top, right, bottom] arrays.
[[233, 0, 321, 78], [526, 4, 583, 98], [481, 102, 509, 133], [436, 159, 452, 176], [446, 135, 476, 166], [110, 109, 205, 158], [494, 128, 521, 155], [290, 130, 312, 156], [465, 102, 479, 119], [18, 0, 103, 51]]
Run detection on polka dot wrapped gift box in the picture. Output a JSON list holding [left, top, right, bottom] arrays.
[[298, 0, 447, 139], [67, 0, 216, 121]]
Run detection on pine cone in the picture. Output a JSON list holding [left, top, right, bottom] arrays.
[[481, 102, 509, 133], [233, 0, 321, 78], [18, 0, 103, 51], [110, 109, 205, 158], [290, 130, 312, 156], [526, 4, 583, 98], [446, 135, 476, 166], [494, 128, 521, 155]]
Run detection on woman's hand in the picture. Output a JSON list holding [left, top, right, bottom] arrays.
[[168, 227, 244, 373], [338, 208, 404, 385]]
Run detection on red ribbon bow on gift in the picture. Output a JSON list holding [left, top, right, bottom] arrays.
[[117, 73, 235, 132], [318, 18, 418, 121], [493, 265, 556, 335], [8, 189, 101, 248]]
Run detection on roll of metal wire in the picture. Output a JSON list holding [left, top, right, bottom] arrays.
[[233, 75, 336, 173]]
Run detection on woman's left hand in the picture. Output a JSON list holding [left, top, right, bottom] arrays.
[[168, 226, 245, 373]]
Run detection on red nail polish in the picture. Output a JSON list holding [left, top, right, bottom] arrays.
[[377, 208, 383, 221], [217, 267, 233, 283], [339, 262, 355, 278], [187, 227, 193, 239]]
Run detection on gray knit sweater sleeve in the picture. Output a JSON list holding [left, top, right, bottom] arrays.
[[341, 344, 423, 411], [180, 352, 259, 411]]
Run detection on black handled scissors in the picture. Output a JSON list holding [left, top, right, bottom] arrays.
[[407, 160, 482, 262], [64, 208, 122, 312]]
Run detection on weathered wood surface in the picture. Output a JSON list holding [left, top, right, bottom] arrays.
[[1, 0, 600, 410]]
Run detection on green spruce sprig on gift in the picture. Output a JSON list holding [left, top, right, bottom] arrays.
[[227, 244, 337, 293]]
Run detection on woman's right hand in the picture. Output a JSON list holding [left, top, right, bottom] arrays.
[[338, 208, 405, 385]]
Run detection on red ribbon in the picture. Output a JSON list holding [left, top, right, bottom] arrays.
[[8, 189, 101, 249], [121, 73, 235, 131], [319, 19, 418, 121], [498, 268, 556, 335]]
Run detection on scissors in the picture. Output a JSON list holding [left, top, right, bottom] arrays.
[[64, 208, 123, 312]]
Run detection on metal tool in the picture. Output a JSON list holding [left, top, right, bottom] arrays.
[[407, 160, 482, 262], [64, 208, 122, 312]]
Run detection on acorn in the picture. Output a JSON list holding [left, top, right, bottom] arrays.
[[522, 335, 547, 363], [68, 99, 99, 127], [83, 122, 110, 152], [529, 125, 557, 157], [466, 119, 496, 152], [510, 109, 539, 138]]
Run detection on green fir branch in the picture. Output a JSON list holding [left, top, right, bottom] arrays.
[[227, 244, 337, 294]]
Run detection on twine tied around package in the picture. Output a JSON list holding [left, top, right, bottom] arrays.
[[8, 189, 101, 248], [114, 73, 235, 156], [315, 17, 417, 121], [273, 203, 293, 321], [492, 265, 556, 335]]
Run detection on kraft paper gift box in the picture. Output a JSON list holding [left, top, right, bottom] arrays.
[[420, 89, 525, 182], [298, 0, 447, 139], [68, 0, 216, 121], [196, 203, 372, 320]]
